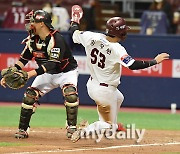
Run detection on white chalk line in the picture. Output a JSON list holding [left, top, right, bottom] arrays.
[[6, 142, 180, 154], [1, 129, 180, 154], [0, 129, 61, 134]]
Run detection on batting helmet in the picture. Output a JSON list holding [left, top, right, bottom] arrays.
[[25, 10, 54, 30], [106, 17, 130, 38]]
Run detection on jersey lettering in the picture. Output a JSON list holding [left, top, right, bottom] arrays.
[[33, 51, 46, 58], [50, 48, 61, 60], [91, 48, 99, 64], [91, 48, 106, 69], [98, 52, 106, 68]]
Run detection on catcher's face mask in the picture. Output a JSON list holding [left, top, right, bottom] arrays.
[[25, 10, 36, 36]]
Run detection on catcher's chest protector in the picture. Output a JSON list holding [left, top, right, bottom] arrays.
[[30, 35, 51, 65]]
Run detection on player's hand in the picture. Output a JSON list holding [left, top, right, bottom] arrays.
[[154, 53, 170, 64], [71, 5, 83, 24], [0, 78, 6, 88]]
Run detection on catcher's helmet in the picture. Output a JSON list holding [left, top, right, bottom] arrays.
[[25, 10, 54, 30], [106, 17, 130, 38]]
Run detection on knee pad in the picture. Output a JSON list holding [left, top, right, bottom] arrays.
[[62, 84, 79, 106], [22, 87, 40, 112]]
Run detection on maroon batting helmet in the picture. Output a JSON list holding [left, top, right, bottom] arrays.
[[106, 17, 130, 38]]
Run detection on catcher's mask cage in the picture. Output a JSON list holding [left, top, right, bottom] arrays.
[[106, 17, 130, 38], [25, 10, 54, 33]]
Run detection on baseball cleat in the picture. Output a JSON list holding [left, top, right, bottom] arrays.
[[71, 120, 89, 142], [71, 5, 83, 24], [117, 123, 126, 132], [71, 129, 81, 143], [15, 128, 29, 139], [66, 126, 77, 138]]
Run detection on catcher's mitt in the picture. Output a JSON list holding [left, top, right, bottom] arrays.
[[1, 67, 28, 89]]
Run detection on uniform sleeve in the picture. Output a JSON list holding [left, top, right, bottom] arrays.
[[114, 45, 135, 67], [49, 34, 66, 61], [72, 30, 92, 47], [120, 54, 135, 67]]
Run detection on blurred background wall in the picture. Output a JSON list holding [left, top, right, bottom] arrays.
[[0, 0, 180, 108]]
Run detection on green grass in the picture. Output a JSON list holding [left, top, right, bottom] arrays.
[[0, 106, 180, 130], [0, 142, 30, 147]]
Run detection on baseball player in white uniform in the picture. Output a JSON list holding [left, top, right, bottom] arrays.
[[70, 5, 170, 142]]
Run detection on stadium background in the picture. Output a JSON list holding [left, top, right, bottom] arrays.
[[0, 30, 180, 109], [0, 1, 180, 153], [0, 0, 179, 109]]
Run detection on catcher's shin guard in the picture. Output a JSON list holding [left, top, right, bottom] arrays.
[[63, 84, 79, 138], [18, 107, 33, 131], [17, 87, 39, 134]]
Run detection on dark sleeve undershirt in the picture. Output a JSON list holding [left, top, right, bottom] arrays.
[[128, 60, 157, 70], [69, 22, 79, 36]]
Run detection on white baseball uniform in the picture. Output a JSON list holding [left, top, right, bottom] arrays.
[[31, 69, 78, 96], [73, 30, 135, 132]]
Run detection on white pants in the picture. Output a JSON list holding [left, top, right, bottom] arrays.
[[83, 78, 124, 134], [31, 69, 78, 96]]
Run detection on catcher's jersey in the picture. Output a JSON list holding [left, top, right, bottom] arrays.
[[21, 31, 77, 74], [73, 30, 135, 86]]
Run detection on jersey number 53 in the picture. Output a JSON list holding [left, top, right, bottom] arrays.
[[91, 48, 106, 69]]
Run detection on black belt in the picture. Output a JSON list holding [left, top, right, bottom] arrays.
[[99, 83, 108, 87], [90, 76, 108, 87]]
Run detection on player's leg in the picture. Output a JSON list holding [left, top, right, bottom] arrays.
[[95, 85, 120, 131], [15, 87, 40, 139], [57, 69, 79, 138], [15, 74, 54, 139], [71, 78, 115, 142], [62, 84, 79, 138], [115, 89, 126, 131], [115, 89, 124, 122], [97, 89, 126, 131], [72, 79, 125, 142], [98, 89, 125, 131]]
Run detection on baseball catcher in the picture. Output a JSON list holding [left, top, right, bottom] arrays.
[[1, 67, 28, 89], [0, 9, 79, 139]]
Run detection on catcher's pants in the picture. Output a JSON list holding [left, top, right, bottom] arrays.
[[83, 77, 124, 133], [31, 69, 78, 95]]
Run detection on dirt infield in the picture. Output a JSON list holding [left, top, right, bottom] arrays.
[[0, 127, 180, 154]]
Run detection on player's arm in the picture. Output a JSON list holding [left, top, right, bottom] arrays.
[[14, 46, 33, 70], [12, 45, 43, 79], [0, 46, 33, 87], [129, 53, 169, 70], [32, 35, 66, 77], [69, 22, 79, 35]]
